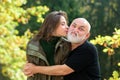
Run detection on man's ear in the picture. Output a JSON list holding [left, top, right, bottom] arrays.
[[86, 33, 90, 39]]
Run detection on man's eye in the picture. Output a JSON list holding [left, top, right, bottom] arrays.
[[72, 25, 76, 28], [78, 28, 84, 31]]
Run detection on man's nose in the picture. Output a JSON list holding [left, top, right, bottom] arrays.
[[74, 27, 79, 31], [72, 28, 79, 33]]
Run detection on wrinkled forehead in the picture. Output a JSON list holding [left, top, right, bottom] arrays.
[[71, 18, 90, 32], [71, 19, 87, 29], [73, 19, 86, 25]]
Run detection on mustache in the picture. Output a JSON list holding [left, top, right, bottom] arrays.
[[68, 31, 79, 37]]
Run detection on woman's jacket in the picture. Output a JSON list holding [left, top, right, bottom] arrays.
[[26, 37, 71, 80]]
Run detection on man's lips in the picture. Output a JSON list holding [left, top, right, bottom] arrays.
[[70, 31, 77, 37]]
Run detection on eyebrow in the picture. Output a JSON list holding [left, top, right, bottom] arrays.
[[80, 26, 85, 28], [73, 22, 85, 28], [73, 22, 77, 25]]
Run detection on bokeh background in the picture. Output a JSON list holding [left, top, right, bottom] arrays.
[[0, 0, 120, 80]]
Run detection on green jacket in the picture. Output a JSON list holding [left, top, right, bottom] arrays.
[[26, 37, 71, 80]]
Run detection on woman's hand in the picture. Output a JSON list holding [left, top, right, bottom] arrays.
[[23, 63, 37, 77]]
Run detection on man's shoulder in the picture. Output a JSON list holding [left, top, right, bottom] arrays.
[[86, 41, 96, 48]]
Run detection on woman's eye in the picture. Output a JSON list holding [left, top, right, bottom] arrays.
[[61, 22, 65, 26]]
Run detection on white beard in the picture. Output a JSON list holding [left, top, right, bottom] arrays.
[[67, 31, 85, 43]]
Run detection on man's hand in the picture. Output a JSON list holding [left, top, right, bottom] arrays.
[[23, 63, 37, 77]]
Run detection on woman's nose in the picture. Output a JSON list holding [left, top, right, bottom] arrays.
[[66, 25, 69, 28], [64, 25, 69, 29]]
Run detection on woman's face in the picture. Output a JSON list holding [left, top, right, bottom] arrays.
[[52, 16, 68, 37]]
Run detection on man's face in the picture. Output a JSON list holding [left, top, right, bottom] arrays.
[[67, 18, 89, 43]]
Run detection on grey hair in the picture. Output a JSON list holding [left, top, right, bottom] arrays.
[[77, 18, 91, 33]]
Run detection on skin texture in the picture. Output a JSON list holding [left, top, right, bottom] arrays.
[[52, 16, 68, 37], [23, 18, 91, 77]]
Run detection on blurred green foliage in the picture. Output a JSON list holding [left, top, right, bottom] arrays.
[[90, 28, 120, 55], [40, 0, 120, 38], [0, 0, 49, 80], [90, 28, 120, 79], [109, 71, 120, 80], [0, 0, 120, 80]]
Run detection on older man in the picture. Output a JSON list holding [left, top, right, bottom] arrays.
[[23, 18, 101, 80]]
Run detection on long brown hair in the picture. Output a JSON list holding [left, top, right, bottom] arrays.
[[34, 11, 68, 41]]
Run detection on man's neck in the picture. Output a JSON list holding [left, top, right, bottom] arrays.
[[71, 41, 85, 50]]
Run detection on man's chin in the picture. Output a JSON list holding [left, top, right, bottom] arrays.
[[68, 39, 81, 43]]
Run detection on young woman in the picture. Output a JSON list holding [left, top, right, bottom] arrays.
[[25, 11, 71, 80]]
